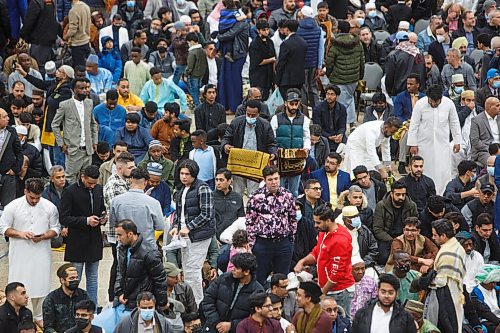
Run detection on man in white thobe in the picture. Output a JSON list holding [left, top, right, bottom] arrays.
[[0, 178, 60, 326], [407, 85, 462, 195], [342, 117, 402, 179]]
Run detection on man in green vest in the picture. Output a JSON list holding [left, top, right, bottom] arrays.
[[270, 88, 311, 197]]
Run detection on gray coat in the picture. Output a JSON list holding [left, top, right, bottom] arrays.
[[470, 111, 500, 167], [51, 97, 98, 156], [113, 308, 172, 333]]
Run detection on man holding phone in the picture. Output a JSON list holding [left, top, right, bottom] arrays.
[[0, 178, 60, 327]]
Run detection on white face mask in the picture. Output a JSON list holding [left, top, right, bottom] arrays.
[[437, 35, 446, 43]]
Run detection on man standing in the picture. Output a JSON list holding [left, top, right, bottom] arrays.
[[275, 19, 307, 100], [352, 274, 417, 333], [63, 0, 91, 67], [8, 54, 43, 98], [470, 96, 500, 167], [399, 156, 436, 212], [150, 103, 180, 159], [326, 20, 364, 129], [42, 264, 90, 333], [247, 165, 297, 285], [52, 77, 98, 183], [310, 152, 351, 209], [407, 85, 462, 195], [270, 90, 311, 197], [194, 84, 226, 142], [0, 108, 24, 209], [59, 165, 106, 305], [427, 219, 466, 333], [249, 21, 276, 101], [0, 178, 60, 326], [169, 159, 215, 305], [441, 48, 477, 92], [109, 168, 165, 248], [342, 118, 402, 177], [292, 282, 332, 332], [312, 84, 347, 152], [213, 168, 245, 241], [296, 5, 324, 108], [221, 100, 278, 195], [294, 203, 355, 316], [373, 181, 418, 265], [98, 141, 129, 186], [114, 220, 168, 311]]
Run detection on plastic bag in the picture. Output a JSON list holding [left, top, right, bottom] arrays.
[[266, 88, 284, 117], [92, 304, 128, 333], [163, 235, 188, 251]]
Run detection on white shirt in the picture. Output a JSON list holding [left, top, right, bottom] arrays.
[[180, 187, 189, 229], [370, 303, 393, 333], [486, 112, 500, 143], [464, 250, 484, 293], [478, 284, 500, 318], [73, 98, 86, 147], [207, 57, 218, 85]]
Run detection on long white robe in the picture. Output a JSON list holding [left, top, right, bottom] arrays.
[[0, 197, 60, 298], [407, 97, 462, 195], [342, 120, 391, 174]]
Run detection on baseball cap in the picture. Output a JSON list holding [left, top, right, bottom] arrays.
[[164, 262, 182, 277], [286, 91, 301, 102], [481, 184, 495, 194]]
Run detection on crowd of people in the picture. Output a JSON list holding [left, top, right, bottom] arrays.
[[0, 0, 499, 332]]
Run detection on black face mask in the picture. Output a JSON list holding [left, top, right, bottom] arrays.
[[75, 317, 90, 331], [191, 325, 203, 333], [373, 105, 386, 112], [395, 262, 411, 273], [67, 280, 79, 291], [157, 46, 166, 53], [279, 32, 287, 40]]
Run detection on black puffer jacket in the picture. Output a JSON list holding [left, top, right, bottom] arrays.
[[114, 235, 167, 310], [385, 48, 426, 96], [201, 272, 265, 333], [352, 300, 417, 333], [20, 0, 60, 45]]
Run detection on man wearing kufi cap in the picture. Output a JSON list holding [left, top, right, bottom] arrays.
[[456, 230, 485, 293], [85, 54, 113, 95], [458, 89, 484, 160], [138, 139, 175, 190], [449, 73, 466, 102], [404, 300, 440, 333], [145, 161, 172, 216], [471, 264, 500, 331]]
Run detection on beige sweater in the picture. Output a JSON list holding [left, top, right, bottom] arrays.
[[66, 1, 91, 46]]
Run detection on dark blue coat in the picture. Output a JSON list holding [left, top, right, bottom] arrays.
[[296, 17, 322, 69], [310, 167, 352, 203], [393, 90, 426, 122], [312, 100, 347, 150]]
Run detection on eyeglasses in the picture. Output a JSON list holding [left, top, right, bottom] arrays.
[[404, 228, 419, 233], [309, 187, 322, 191], [262, 303, 274, 309], [278, 284, 288, 289]]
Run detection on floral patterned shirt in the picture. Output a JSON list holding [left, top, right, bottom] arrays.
[[351, 275, 378, 318], [245, 186, 297, 246]]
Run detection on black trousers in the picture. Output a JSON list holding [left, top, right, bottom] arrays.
[[108, 243, 118, 302], [71, 43, 91, 68]]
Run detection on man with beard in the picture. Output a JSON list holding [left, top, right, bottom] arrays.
[[151, 102, 180, 160], [456, 231, 485, 293], [9, 54, 43, 98], [115, 112, 153, 163], [310, 152, 351, 208], [389, 250, 420, 303], [18, 65, 74, 167], [139, 101, 162, 130], [148, 38, 175, 79], [194, 84, 226, 142], [462, 185, 496, 229], [27, 89, 44, 113], [294, 203, 355, 316], [270, 90, 311, 197], [138, 140, 174, 190], [292, 282, 332, 332], [0, 81, 31, 115], [373, 181, 418, 265], [98, 14, 129, 52], [352, 165, 387, 212], [342, 117, 402, 178], [249, 20, 276, 101], [145, 18, 168, 52], [116, 78, 144, 113], [399, 156, 436, 213], [352, 273, 416, 333], [350, 257, 378, 319]]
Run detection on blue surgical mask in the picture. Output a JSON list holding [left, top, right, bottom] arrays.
[[454, 86, 464, 94], [350, 216, 362, 229], [357, 18, 365, 26], [488, 166, 495, 176], [492, 81, 500, 89], [368, 11, 377, 18], [246, 116, 256, 125], [176, 0, 186, 5], [471, 173, 477, 182], [140, 308, 155, 321], [126, 0, 135, 7], [296, 210, 302, 221]]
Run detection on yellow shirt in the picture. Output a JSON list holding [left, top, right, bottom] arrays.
[[327, 172, 338, 208], [117, 92, 145, 111]]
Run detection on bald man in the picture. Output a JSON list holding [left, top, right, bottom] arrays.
[[470, 97, 500, 166], [0, 108, 24, 208], [235, 87, 272, 120]]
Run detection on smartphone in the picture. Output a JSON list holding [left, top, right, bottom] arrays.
[[12, 60, 17, 71], [33, 234, 43, 238]]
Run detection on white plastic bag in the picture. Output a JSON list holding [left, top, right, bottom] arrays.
[[163, 235, 188, 251], [266, 88, 284, 117]]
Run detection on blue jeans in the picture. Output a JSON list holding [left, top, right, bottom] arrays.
[[252, 237, 293, 285], [327, 289, 354, 319], [49, 145, 65, 167], [204, 178, 215, 191], [73, 261, 99, 305], [173, 65, 186, 85], [280, 175, 301, 198], [187, 77, 201, 107]]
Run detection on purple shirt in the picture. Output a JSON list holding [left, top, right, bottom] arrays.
[[351, 275, 378, 318]]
